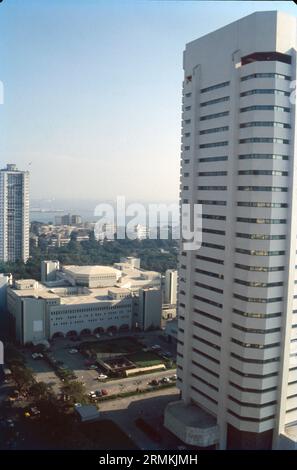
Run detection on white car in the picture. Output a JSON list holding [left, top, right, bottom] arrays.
[[88, 364, 97, 370], [69, 349, 78, 354], [96, 374, 108, 380]]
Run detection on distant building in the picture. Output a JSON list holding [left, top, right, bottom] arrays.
[[0, 164, 29, 262], [164, 269, 177, 305], [41, 260, 60, 283], [55, 214, 82, 226], [71, 215, 82, 225]]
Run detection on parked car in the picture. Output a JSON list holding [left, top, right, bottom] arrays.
[[149, 379, 159, 386], [88, 365, 97, 370], [96, 374, 108, 380], [170, 374, 177, 381], [162, 377, 170, 384], [69, 349, 78, 354], [151, 345, 161, 351], [101, 389, 108, 396]]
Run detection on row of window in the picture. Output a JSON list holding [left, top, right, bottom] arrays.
[[200, 96, 229, 107], [234, 279, 283, 288], [236, 232, 286, 240], [233, 293, 283, 303], [236, 217, 286, 224], [241, 72, 290, 82], [233, 308, 281, 319], [239, 154, 288, 160], [235, 248, 285, 256], [240, 105, 290, 113], [240, 88, 290, 97], [235, 263, 284, 272], [200, 126, 229, 135], [200, 111, 229, 121], [239, 137, 289, 144], [201, 81, 230, 93], [240, 121, 290, 129], [237, 202, 287, 208], [238, 186, 287, 192]]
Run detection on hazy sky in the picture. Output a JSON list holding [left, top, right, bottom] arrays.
[[0, 0, 296, 204]]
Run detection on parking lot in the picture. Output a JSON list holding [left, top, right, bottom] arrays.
[[25, 332, 177, 397]]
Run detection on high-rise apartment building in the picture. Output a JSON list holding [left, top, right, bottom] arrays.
[[165, 11, 297, 450], [0, 164, 29, 263]]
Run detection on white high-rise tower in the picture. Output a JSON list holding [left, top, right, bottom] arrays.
[[164, 11, 297, 450], [0, 164, 29, 263]]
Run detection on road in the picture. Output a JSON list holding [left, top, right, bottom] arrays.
[[98, 386, 181, 450]]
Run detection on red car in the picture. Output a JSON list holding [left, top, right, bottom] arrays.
[[101, 389, 108, 396]]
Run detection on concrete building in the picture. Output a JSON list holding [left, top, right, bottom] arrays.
[[41, 260, 60, 283], [7, 259, 162, 344], [0, 164, 29, 262], [164, 11, 297, 450], [164, 269, 178, 305]]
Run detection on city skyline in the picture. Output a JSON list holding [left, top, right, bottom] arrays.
[[1, 1, 297, 203]]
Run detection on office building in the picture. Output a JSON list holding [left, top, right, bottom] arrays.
[[165, 11, 297, 450], [0, 164, 29, 262], [7, 259, 162, 344], [164, 269, 178, 305]]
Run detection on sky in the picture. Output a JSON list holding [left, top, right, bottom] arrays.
[[0, 0, 296, 206]]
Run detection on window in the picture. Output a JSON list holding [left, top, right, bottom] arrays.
[[238, 186, 287, 192], [240, 121, 290, 129], [241, 51, 291, 66], [200, 96, 229, 107], [200, 111, 229, 121], [202, 228, 225, 235], [235, 263, 284, 272], [241, 72, 291, 81], [236, 232, 286, 240], [194, 308, 222, 323], [236, 217, 286, 224], [202, 214, 226, 221], [195, 267, 224, 279], [198, 156, 228, 163], [238, 170, 288, 176], [196, 254, 224, 265], [239, 153, 289, 160], [200, 126, 229, 135], [234, 279, 283, 288], [240, 105, 290, 113], [200, 141, 228, 148], [237, 202, 287, 208], [198, 186, 227, 190], [198, 171, 227, 176], [235, 248, 285, 256], [240, 89, 290, 97], [202, 241, 225, 250], [198, 200, 226, 206], [239, 137, 289, 144], [233, 308, 281, 319], [201, 81, 229, 93], [195, 282, 223, 294], [233, 293, 283, 303]]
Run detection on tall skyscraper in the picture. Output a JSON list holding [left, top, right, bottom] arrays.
[[0, 164, 29, 263], [164, 11, 297, 450]]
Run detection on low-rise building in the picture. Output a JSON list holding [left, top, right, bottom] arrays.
[[7, 259, 162, 344]]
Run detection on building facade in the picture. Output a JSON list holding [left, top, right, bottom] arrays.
[[7, 259, 162, 344], [165, 11, 297, 450], [0, 164, 29, 262]]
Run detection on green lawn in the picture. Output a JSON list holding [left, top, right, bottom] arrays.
[[128, 351, 163, 368]]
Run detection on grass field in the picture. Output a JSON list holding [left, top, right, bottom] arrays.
[[128, 351, 163, 368]]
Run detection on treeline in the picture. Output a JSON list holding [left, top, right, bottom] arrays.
[[0, 235, 178, 280]]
